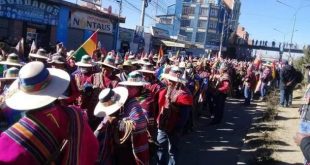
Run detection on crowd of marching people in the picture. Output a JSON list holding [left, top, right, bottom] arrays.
[[0, 41, 304, 165]]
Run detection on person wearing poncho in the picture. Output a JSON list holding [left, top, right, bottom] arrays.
[[0, 62, 98, 164], [157, 66, 193, 164], [95, 71, 149, 165]]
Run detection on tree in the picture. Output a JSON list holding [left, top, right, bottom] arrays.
[[295, 46, 310, 70]]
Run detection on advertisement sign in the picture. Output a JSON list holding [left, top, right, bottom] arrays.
[[151, 26, 170, 39], [0, 0, 59, 25], [119, 28, 133, 41], [70, 11, 113, 34], [81, 0, 102, 6], [133, 25, 144, 44]]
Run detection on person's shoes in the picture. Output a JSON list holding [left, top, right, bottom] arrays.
[[209, 121, 220, 125], [244, 102, 250, 106]]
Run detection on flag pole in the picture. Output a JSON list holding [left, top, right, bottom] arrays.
[[66, 29, 100, 60]]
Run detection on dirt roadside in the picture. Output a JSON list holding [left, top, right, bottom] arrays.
[[271, 89, 304, 164], [238, 89, 305, 165]]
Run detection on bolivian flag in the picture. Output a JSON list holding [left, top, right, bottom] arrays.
[[74, 30, 98, 61]]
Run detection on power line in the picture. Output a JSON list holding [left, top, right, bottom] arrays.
[[157, 0, 169, 8], [123, 0, 158, 22], [150, 0, 166, 14]]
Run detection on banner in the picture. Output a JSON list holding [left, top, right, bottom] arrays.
[[0, 0, 59, 25], [133, 25, 144, 44], [119, 28, 134, 41], [151, 26, 169, 38], [70, 11, 113, 34]]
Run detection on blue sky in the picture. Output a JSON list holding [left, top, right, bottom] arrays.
[[66, 0, 310, 45], [239, 0, 310, 46]]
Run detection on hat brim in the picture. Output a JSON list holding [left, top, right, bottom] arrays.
[[119, 81, 149, 86], [5, 68, 70, 111], [0, 61, 23, 67], [134, 60, 152, 66], [76, 62, 94, 67], [138, 69, 155, 74], [97, 62, 118, 70], [0, 77, 17, 81], [29, 53, 49, 60], [47, 60, 65, 65], [162, 73, 187, 83], [94, 87, 128, 117]]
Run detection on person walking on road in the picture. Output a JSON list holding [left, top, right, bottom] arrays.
[[280, 60, 296, 107]]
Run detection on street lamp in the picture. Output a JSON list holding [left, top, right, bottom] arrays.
[[276, 0, 310, 57], [273, 28, 287, 61]]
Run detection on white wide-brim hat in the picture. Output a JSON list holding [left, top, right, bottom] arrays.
[[119, 81, 149, 86], [96, 61, 118, 70], [75, 62, 94, 67], [162, 73, 187, 83], [5, 68, 70, 111], [29, 53, 49, 60], [138, 69, 155, 74], [0, 75, 17, 81], [94, 87, 128, 117], [0, 61, 22, 67]]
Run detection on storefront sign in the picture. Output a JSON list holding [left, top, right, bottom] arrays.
[[119, 28, 133, 41], [133, 25, 144, 44], [81, 0, 102, 6], [0, 0, 59, 25], [151, 27, 170, 39], [70, 11, 113, 34]]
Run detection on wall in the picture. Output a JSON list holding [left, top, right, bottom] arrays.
[[67, 28, 84, 50], [98, 33, 114, 51], [223, 0, 234, 10]]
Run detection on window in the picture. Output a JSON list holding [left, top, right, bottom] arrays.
[[206, 33, 220, 42], [179, 29, 186, 36], [208, 21, 217, 29], [210, 8, 218, 17], [185, 32, 193, 41], [181, 19, 191, 27], [180, 30, 193, 41], [195, 32, 206, 43], [182, 6, 195, 15], [192, 0, 207, 4], [200, 7, 208, 16], [159, 18, 173, 25], [198, 20, 207, 28]]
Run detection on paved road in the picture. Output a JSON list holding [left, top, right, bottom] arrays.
[[179, 98, 263, 165]]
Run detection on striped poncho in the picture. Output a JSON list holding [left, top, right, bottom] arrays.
[[122, 98, 149, 165], [96, 98, 149, 165]]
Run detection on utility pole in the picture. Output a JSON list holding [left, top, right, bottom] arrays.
[[115, 0, 122, 50], [140, 0, 148, 26], [219, 10, 226, 58], [288, 14, 296, 58]]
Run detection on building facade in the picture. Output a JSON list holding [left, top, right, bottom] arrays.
[[0, 0, 125, 52], [155, 0, 241, 56]]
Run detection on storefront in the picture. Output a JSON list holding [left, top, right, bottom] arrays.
[[118, 27, 134, 53], [0, 0, 125, 52], [117, 27, 152, 54], [0, 0, 59, 49], [150, 26, 192, 54]]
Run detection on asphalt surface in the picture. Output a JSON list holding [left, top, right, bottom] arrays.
[[179, 98, 262, 165]]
